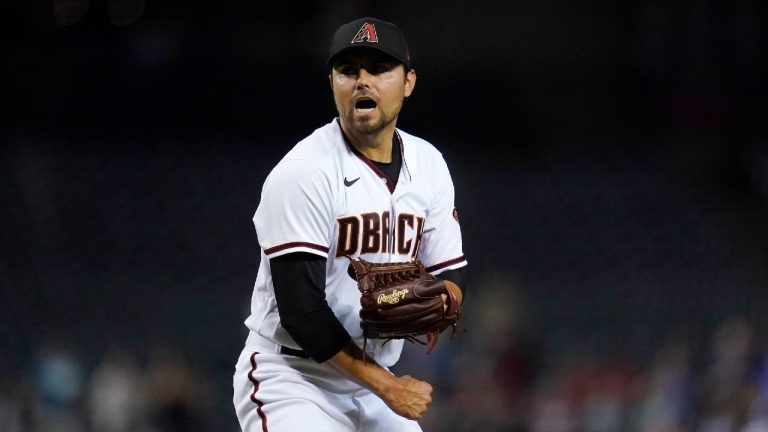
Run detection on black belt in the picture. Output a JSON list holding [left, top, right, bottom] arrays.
[[280, 346, 310, 359]]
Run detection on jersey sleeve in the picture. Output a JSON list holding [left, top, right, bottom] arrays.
[[254, 159, 334, 259], [418, 156, 468, 275]]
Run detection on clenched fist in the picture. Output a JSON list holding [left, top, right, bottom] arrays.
[[381, 374, 433, 420]]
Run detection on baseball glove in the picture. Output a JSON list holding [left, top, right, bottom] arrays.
[[348, 258, 461, 354]]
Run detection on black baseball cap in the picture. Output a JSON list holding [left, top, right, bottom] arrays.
[[327, 17, 411, 69]]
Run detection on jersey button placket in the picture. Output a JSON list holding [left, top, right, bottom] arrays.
[[389, 195, 397, 261], [389, 178, 412, 261]]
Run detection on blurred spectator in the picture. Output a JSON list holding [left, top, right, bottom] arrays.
[[86, 349, 146, 432], [631, 340, 695, 432], [29, 340, 87, 432], [529, 389, 578, 432], [580, 361, 634, 432], [740, 352, 768, 431], [143, 347, 210, 432], [697, 317, 758, 432], [0, 377, 28, 432]]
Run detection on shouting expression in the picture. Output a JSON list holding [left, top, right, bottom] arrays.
[[330, 49, 417, 137]]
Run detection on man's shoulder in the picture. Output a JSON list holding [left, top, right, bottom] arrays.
[[265, 120, 343, 184], [283, 120, 344, 165], [397, 128, 443, 158], [397, 128, 449, 176]]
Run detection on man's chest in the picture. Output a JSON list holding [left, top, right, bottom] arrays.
[[332, 175, 430, 260]]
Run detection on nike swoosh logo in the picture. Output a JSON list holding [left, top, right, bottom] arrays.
[[344, 177, 360, 187]]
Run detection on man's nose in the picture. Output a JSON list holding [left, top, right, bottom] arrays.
[[356, 68, 374, 88]]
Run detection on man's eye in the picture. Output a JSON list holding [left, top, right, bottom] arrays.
[[371, 64, 391, 74], [339, 66, 356, 75]]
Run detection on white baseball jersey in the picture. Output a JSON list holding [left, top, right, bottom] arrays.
[[245, 118, 466, 366]]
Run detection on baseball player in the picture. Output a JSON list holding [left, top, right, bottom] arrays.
[[233, 17, 467, 432]]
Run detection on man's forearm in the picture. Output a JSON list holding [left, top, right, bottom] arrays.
[[326, 341, 393, 395], [325, 340, 433, 420]]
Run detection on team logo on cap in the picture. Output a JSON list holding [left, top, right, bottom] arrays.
[[351, 22, 379, 43]]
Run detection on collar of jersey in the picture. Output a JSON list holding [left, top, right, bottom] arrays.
[[336, 118, 412, 193]]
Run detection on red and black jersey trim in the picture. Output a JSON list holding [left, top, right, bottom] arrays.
[[425, 256, 466, 273], [338, 119, 406, 194], [248, 352, 269, 432], [263, 242, 329, 256], [349, 145, 396, 193]]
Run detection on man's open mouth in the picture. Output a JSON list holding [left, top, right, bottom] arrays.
[[355, 98, 377, 113]]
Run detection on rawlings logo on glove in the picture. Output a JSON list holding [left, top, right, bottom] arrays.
[[378, 288, 410, 305]]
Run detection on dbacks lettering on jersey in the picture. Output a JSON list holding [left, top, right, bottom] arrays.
[[336, 211, 425, 258]]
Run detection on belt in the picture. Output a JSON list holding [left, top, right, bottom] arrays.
[[246, 331, 310, 359], [280, 345, 310, 359]]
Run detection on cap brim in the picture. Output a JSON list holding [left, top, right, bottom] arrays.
[[327, 45, 409, 68]]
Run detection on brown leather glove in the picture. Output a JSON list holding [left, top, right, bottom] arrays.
[[348, 258, 461, 354]]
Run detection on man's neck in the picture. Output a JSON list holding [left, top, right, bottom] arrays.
[[339, 119, 396, 163]]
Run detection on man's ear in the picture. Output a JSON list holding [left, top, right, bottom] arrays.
[[328, 73, 333, 89], [404, 68, 417, 97]]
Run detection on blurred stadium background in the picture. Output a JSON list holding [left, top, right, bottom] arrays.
[[2, 1, 768, 431]]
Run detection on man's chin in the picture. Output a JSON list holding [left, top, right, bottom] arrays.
[[348, 117, 385, 135]]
